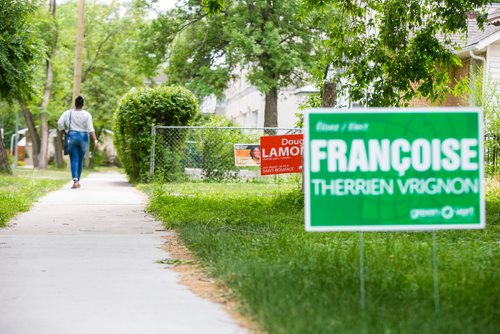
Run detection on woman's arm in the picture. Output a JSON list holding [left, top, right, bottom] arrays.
[[90, 131, 98, 148], [57, 111, 67, 131], [87, 112, 98, 148]]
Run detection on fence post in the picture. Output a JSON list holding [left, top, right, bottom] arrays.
[[149, 123, 156, 177]]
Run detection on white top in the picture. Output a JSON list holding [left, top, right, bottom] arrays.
[[57, 109, 95, 133]]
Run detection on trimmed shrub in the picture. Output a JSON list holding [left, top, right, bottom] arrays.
[[114, 86, 199, 183]]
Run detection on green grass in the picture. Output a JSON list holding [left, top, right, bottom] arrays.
[[0, 168, 71, 227], [143, 180, 500, 334]]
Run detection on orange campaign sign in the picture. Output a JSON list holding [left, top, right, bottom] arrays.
[[234, 144, 261, 166], [260, 134, 304, 175]]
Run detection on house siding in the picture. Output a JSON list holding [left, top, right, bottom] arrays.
[[219, 73, 301, 129], [487, 42, 500, 81], [411, 58, 471, 107]]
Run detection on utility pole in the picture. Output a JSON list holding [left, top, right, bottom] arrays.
[[39, 0, 58, 169], [72, 0, 85, 103]]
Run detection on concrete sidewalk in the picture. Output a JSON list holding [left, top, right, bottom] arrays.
[[0, 172, 245, 334]]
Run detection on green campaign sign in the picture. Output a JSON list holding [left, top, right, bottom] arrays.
[[304, 108, 485, 232]]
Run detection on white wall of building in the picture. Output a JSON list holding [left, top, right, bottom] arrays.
[[487, 41, 500, 81], [219, 74, 303, 129], [200, 94, 217, 114]]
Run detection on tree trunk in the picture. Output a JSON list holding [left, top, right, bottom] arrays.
[[0, 135, 10, 173], [264, 87, 278, 133], [322, 81, 336, 107], [39, 115, 49, 169], [54, 130, 64, 168], [39, 0, 58, 169], [20, 103, 41, 168]]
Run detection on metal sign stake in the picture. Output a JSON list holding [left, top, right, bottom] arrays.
[[359, 231, 366, 314], [432, 230, 440, 317]]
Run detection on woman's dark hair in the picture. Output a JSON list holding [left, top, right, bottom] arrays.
[[75, 96, 84, 109], [250, 146, 260, 159]]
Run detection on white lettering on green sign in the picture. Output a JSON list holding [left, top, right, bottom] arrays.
[[305, 109, 484, 231], [311, 177, 479, 196], [311, 138, 478, 176]]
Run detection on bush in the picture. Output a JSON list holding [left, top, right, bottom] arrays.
[[113, 86, 199, 183]]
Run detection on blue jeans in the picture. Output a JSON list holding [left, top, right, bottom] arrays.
[[68, 131, 89, 181]]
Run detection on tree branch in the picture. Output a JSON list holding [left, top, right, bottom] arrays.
[[82, 30, 115, 83]]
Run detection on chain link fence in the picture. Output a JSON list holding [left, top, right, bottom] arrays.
[[150, 126, 500, 181], [149, 126, 302, 181]]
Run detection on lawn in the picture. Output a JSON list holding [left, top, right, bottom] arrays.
[[0, 168, 71, 227], [144, 179, 499, 334]]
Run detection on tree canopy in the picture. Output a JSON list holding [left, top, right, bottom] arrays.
[[43, 1, 148, 132], [137, 0, 323, 127], [0, 1, 151, 168], [0, 0, 43, 103], [303, 0, 490, 106], [3, 1, 148, 139]]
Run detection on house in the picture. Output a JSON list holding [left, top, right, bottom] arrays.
[[214, 71, 307, 129], [413, 4, 500, 107]]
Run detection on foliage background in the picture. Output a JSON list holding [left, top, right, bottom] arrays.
[[1, 1, 148, 144]]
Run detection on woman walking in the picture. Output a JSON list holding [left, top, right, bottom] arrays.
[[57, 96, 98, 189]]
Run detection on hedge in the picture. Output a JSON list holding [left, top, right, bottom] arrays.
[[113, 86, 199, 183]]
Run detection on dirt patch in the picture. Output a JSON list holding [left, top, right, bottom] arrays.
[[161, 232, 261, 334]]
